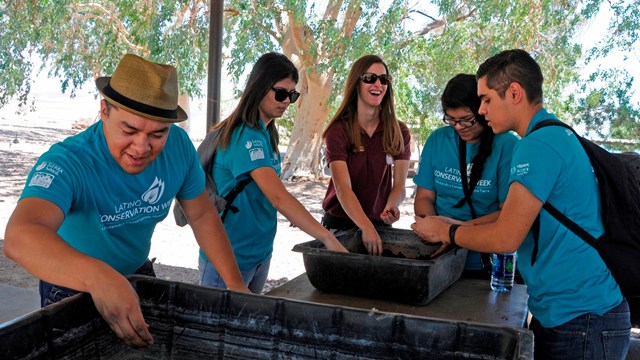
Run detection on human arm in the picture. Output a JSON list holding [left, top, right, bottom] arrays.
[[250, 166, 348, 253], [380, 159, 409, 224], [414, 186, 437, 218], [177, 190, 250, 292], [413, 186, 451, 257], [411, 181, 542, 253], [4, 198, 154, 347], [328, 160, 383, 255], [414, 188, 503, 227]]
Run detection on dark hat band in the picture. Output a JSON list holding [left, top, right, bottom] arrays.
[[102, 83, 178, 119]]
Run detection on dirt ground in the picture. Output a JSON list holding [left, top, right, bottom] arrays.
[[0, 113, 416, 294]]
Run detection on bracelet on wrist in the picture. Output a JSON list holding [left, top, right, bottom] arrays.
[[448, 224, 461, 247]]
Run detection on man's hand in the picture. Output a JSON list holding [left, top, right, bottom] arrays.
[[410, 215, 449, 245], [361, 226, 383, 256], [413, 216, 462, 257], [90, 273, 154, 348]]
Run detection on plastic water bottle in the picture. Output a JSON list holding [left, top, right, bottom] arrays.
[[490, 253, 516, 292]]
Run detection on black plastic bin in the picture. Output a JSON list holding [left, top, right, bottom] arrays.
[[0, 276, 533, 359], [293, 227, 468, 305]]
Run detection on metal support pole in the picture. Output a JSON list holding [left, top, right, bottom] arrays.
[[207, 0, 224, 130]]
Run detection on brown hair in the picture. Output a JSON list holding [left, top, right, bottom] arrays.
[[322, 55, 404, 155]]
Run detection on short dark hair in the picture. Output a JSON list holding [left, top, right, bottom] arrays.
[[441, 73, 484, 124], [476, 49, 543, 105], [441, 73, 495, 198]]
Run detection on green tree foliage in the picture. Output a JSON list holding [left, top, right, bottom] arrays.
[[223, 0, 639, 177], [0, 0, 210, 109], [1, 1, 638, 178], [572, 0, 640, 143]]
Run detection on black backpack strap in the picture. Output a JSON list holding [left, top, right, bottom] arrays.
[[454, 137, 478, 219], [220, 177, 254, 222], [454, 137, 490, 269], [528, 119, 596, 265], [531, 215, 540, 266], [543, 203, 597, 245], [531, 202, 598, 266]]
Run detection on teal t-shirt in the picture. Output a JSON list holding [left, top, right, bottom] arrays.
[[511, 108, 621, 327], [200, 120, 280, 270], [414, 126, 517, 270], [20, 121, 204, 274]]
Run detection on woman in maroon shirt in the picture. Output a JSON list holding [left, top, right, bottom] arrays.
[[321, 54, 411, 255]]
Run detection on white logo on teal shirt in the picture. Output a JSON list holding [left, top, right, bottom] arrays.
[[245, 140, 263, 149], [35, 161, 63, 175], [141, 177, 165, 205], [29, 173, 54, 188], [511, 163, 530, 177], [29, 161, 64, 188], [103, 177, 172, 228], [250, 148, 265, 161]]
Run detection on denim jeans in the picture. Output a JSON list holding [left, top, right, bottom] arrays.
[[39, 259, 156, 307], [198, 256, 270, 294], [529, 298, 631, 360]]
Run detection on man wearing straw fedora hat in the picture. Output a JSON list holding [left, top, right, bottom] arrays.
[[4, 53, 250, 347]]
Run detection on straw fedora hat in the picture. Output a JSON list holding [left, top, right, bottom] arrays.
[[95, 54, 188, 123]]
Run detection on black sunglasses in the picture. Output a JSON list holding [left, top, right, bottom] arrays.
[[360, 73, 392, 85], [271, 87, 300, 103]]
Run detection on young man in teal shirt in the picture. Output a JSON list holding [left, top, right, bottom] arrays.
[[412, 49, 630, 359], [4, 54, 249, 348]]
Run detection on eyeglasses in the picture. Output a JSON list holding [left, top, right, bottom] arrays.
[[443, 114, 476, 128], [360, 73, 392, 85], [271, 87, 300, 103]]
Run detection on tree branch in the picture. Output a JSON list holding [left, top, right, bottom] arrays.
[[287, 10, 311, 57], [325, 0, 361, 59], [397, 8, 476, 49], [72, 3, 147, 54], [340, 0, 362, 39], [415, 8, 475, 36], [323, 0, 343, 22], [409, 9, 437, 22]]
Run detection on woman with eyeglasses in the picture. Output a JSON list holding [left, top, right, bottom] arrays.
[[413, 73, 518, 277], [198, 52, 348, 293], [321, 54, 411, 256]]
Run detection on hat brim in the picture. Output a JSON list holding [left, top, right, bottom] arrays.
[[96, 77, 188, 123]]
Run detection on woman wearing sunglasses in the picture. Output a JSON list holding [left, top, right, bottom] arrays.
[[321, 54, 411, 256], [413, 74, 518, 278], [198, 52, 347, 293]]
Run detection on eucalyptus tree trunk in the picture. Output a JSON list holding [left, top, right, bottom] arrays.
[[281, 70, 334, 179]]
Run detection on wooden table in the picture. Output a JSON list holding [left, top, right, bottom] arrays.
[[267, 273, 529, 328]]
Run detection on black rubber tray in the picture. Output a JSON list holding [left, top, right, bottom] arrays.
[[292, 226, 468, 305], [0, 275, 532, 359]]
